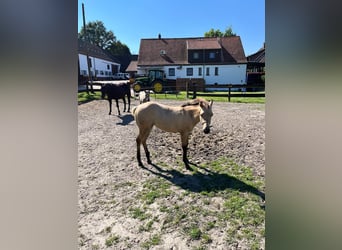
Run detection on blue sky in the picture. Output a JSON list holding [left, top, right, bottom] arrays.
[[78, 0, 264, 56]]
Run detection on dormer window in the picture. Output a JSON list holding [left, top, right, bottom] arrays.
[[209, 52, 216, 59]]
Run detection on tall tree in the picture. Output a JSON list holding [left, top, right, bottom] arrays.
[[204, 26, 237, 37], [78, 20, 116, 49], [107, 41, 132, 71], [78, 20, 132, 71]]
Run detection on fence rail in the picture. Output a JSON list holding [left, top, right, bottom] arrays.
[[186, 83, 265, 102]]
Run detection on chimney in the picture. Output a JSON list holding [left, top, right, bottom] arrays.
[[158, 33, 161, 39]]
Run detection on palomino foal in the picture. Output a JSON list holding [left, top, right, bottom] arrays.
[[132, 98, 213, 170]]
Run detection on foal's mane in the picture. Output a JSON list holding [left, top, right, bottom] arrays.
[[181, 98, 208, 107]]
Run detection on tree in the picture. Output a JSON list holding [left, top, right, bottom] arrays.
[[107, 41, 132, 71], [223, 26, 236, 37], [204, 26, 236, 37], [78, 20, 132, 71], [78, 20, 116, 49]]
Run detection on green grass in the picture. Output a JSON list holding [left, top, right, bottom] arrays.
[[141, 234, 162, 249], [152, 91, 265, 104], [78, 91, 101, 104], [139, 178, 173, 204], [129, 207, 150, 221], [129, 157, 265, 249], [105, 234, 120, 247]]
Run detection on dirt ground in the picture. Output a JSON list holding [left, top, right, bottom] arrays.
[[78, 98, 265, 249]]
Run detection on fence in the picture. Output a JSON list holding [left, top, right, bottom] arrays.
[[78, 81, 265, 102], [186, 82, 265, 102]]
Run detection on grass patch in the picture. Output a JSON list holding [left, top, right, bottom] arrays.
[[188, 225, 202, 240], [138, 178, 172, 204], [78, 91, 102, 104], [141, 234, 162, 249], [128, 157, 264, 249], [105, 234, 120, 247], [129, 207, 150, 221]]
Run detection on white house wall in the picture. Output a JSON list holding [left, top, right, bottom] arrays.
[[78, 54, 120, 77], [163, 64, 247, 85]]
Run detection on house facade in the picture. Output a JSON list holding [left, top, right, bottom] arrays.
[[137, 36, 247, 86], [246, 43, 265, 89], [78, 39, 121, 83]]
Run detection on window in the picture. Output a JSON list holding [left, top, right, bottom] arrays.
[[198, 67, 202, 76], [186, 68, 193, 76], [206, 67, 210, 76], [215, 67, 219, 75], [209, 52, 215, 59], [107, 65, 110, 70], [168, 68, 175, 76], [193, 52, 199, 59]]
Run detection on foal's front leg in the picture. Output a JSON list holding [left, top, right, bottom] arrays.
[[180, 132, 191, 170], [136, 127, 152, 166]]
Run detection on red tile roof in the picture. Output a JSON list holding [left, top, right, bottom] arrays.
[[138, 36, 246, 66], [187, 38, 221, 49]]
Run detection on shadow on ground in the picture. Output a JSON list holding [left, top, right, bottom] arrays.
[[140, 162, 265, 203], [116, 114, 134, 125]]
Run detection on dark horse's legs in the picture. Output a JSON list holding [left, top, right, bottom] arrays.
[[115, 99, 120, 116], [126, 94, 131, 112], [122, 97, 126, 112], [108, 99, 112, 115]]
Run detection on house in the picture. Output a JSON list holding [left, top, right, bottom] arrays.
[[125, 54, 139, 78], [246, 43, 265, 88], [136, 35, 247, 89], [78, 38, 121, 84]]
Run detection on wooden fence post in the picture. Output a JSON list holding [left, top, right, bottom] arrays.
[[192, 82, 197, 99], [228, 84, 231, 102]]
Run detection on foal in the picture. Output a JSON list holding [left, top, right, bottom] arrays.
[[133, 98, 213, 170]]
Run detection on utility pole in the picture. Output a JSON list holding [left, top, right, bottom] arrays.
[[82, 3, 94, 93]]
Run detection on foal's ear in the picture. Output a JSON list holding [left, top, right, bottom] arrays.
[[209, 100, 213, 107]]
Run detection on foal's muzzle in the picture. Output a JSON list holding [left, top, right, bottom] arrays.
[[203, 127, 210, 134]]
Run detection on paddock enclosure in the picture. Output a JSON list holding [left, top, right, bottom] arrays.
[[78, 99, 265, 249]]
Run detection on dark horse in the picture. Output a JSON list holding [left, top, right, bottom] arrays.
[[101, 83, 131, 115]]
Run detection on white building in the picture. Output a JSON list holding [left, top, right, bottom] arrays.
[[78, 39, 121, 82], [137, 36, 247, 89]]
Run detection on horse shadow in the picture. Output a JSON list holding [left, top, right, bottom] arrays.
[[140, 162, 265, 206], [116, 114, 134, 126]]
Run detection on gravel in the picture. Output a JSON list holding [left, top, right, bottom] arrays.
[[78, 98, 265, 249]]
